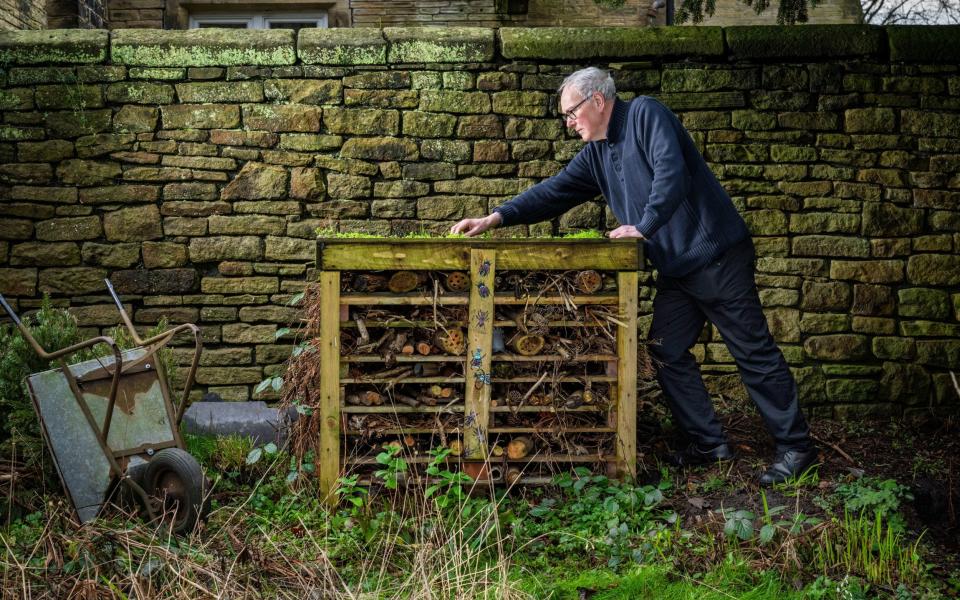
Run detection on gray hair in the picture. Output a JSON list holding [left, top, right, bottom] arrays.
[[559, 67, 616, 101]]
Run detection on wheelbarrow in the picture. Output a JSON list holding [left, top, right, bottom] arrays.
[[0, 279, 207, 534]]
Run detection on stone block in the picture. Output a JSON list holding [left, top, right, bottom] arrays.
[[264, 236, 314, 261], [141, 241, 187, 268], [492, 91, 549, 117], [0, 163, 52, 185], [663, 68, 758, 92], [208, 215, 286, 236], [458, 115, 504, 138], [434, 177, 525, 196], [10, 242, 80, 267], [80, 185, 159, 205], [402, 111, 456, 138], [851, 316, 895, 335], [175, 81, 263, 103], [804, 334, 869, 361], [8, 186, 77, 204], [81, 242, 140, 267], [421, 139, 471, 163], [298, 28, 386, 65], [238, 305, 298, 323], [112, 29, 295, 66], [374, 180, 429, 198], [844, 108, 895, 133], [35, 216, 102, 241], [161, 104, 240, 129], [504, 117, 560, 140], [0, 268, 37, 295], [78, 133, 140, 159], [106, 82, 175, 104], [725, 25, 882, 59], [800, 313, 849, 334], [861, 203, 923, 237], [0, 219, 33, 240], [201, 276, 278, 294], [851, 284, 894, 316], [916, 340, 960, 369], [559, 202, 602, 229], [500, 27, 723, 59], [743, 209, 786, 235], [343, 71, 410, 89], [264, 79, 341, 104], [800, 281, 851, 311], [196, 367, 264, 385], [385, 27, 494, 63], [830, 260, 904, 284], [55, 159, 120, 187], [791, 235, 869, 258], [221, 162, 288, 200], [881, 362, 931, 405], [278, 133, 341, 152], [886, 25, 960, 63], [17, 140, 73, 162], [0, 30, 108, 64], [401, 162, 456, 181], [906, 255, 960, 286], [241, 104, 321, 132], [114, 105, 159, 134], [872, 337, 915, 360], [826, 379, 879, 404], [898, 288, 950, 320], [419, 90, 490, 115], [189, 236, 262, 262], [39, 267, 108, 295], [371, 199, 415, 218], [290, 167, 325, 200], [900, 320, 960, 337], [323, 108, 399, 135], [340, 137, 418, 161], [110, 269, 197, 296], [103, 205, 162, 242], [327, 173, 371, 199], [416, 196, 486, 220]]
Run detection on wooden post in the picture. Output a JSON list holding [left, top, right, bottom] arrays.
[[464, 249, 494, 460], [616, 271, 638, 479], [318, 271, 341, 505]]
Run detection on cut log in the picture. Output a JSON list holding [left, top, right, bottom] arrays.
[[416, 341, 432, 356], [575, 270, 603, 294], [363, 390, 383, 406], [435, 327, 466, 355], [395, 394, 419, 407], [505, 466, 522, 485], [345, 394, 362, 406], [448, 439, 463, 456], [388, 271, 420, 293], [352, 273, 388, 292], [491, 444, 504, 457], [506, 436, 533, 460], [511, 334, 545, 356], [401, 344, 415, 355], [444, 271, 470, 292]]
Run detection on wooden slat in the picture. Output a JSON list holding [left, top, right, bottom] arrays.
[[340, 293, 468, 306], [489, 427, 615, 434], [464, 248, 494, 459], [341, 355, 463, 363], [505, 454, 610, 463], [318, 239, 641, 271], [318, 271, 341, 505], [342, 405, 464, 414], [616, 271, 638, 479], [491, 376, 616, 383], [494, 295, 618, 306], [491, 353, 617, 362], [342, 376, 464, 384], [489, 405, 604, 413]]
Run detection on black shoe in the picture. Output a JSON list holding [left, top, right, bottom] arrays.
[[760, 446, 819, 485], [670, 442, 734, 468]]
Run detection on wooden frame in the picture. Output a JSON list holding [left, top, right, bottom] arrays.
[[316, 238, 644, 503]]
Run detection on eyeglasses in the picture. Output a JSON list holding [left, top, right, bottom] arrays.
[[560, 95, 591, 122]]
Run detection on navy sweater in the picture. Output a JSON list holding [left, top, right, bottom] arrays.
[[494, 97, 749, 278]]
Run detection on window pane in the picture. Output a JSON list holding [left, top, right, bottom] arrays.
[[197, 23, 249, 28], [267, 21, 318, 31]]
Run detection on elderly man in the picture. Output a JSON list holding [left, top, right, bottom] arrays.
[[451, 67, 818, 485]]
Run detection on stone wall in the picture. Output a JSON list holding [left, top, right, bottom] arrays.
[[349, 0, 659, 27], [1, 0, 46, 30], [0, 26, 958, 416]]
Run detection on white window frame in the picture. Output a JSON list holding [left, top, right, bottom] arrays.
[[188, 11, 328, 29]]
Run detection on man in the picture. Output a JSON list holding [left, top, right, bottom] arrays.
[[451, 67, 818, 485]]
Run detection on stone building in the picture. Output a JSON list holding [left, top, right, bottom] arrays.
[[2, 0, 860, 31]]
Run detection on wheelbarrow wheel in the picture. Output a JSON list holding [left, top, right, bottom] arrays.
[[143, 448, 207, 534]]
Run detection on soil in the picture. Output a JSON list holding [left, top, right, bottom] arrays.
[[636, 400, 960, 583]]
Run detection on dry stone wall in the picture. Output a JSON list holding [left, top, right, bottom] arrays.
[[0, 26, 958, 416]]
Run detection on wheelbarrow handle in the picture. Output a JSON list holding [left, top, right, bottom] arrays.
[[104, 278, 143, 345], [0, 293, 23, 327]]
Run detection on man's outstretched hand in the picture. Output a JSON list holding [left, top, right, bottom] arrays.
[[451, 213, 502, 237], [608, 225, 646, 239]]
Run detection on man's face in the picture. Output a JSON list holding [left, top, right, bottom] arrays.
[[560, 87, 604, 142]]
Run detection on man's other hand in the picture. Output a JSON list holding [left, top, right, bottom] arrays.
[[608, 225, 645, 239], [451, 213, 502, 237]]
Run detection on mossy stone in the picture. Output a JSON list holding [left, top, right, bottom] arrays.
[[803, 334, 868, 360], [45, 110, 112, 138], [402, 112, 457, 138], [102, 205, 162, 242], [112, 29, 295, 66], [401, 162, 456, 181], [725, 25, 883, 59], [743, 209, 786, 235], [161, 104, 239, 129], [341, 137, 419, 161], [299, 28, 386, 65], [906, 255, 960, 286], [373, 180, 429, 198], [189, 236, 262, 262], [500, 27, 723, 60], [10, 242, 80, 267], [826, 378, 879, 403], [898, 288, 951, 320], [421, 139, 471, 163], [916, 340, 960, 369], [662, 68, 758, 92], [800, 313, 850, 334], [419, 91, 490, 115], [242, 104, 321, 132], [264, 79, 341, 104], [801, 281, 851, 311], [791, 236, 869, 258], [881, 362, 930, 405], [0, 30, 107, 64], [872, 337, 915, 360], [492, 91, 549, 117], [324, 108, 399, 135], [861, 203, 923, 237], [38, 267, 108, 295], [385, 27, 494, 63], [221, 162, 288, 201], [417, 196, 487, 220], [175, 81, 263, 103], [886, 25, 960, 63]]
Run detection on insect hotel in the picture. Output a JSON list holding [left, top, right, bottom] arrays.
[[314, 237, 644, 499]]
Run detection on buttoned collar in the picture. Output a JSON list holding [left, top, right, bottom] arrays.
[[604, 98, 629, 144]]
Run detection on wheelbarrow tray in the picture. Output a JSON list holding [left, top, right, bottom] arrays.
[[27, 347, 179, 523]]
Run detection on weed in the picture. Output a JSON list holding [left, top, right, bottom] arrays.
[[829, 476, 913, 530]]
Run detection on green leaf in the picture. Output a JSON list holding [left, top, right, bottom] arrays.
[[245, 448, 263, 465], [286, 470, 299, 485], [759, 523, 776, 544], [275, 327, 291, 339], [254, 378, 273, 394], [270, 376, 284, 392], [264, 442, 278, 455], [425, 484, 439, 499], [288, 292, 305, 306]]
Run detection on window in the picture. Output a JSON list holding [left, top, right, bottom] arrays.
[[188, 11, 328, 30]]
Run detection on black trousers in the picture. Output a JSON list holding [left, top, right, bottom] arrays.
[[648, 237, 812, 452]]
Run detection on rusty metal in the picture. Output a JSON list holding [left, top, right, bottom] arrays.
[[0, 281, 205, 526]]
